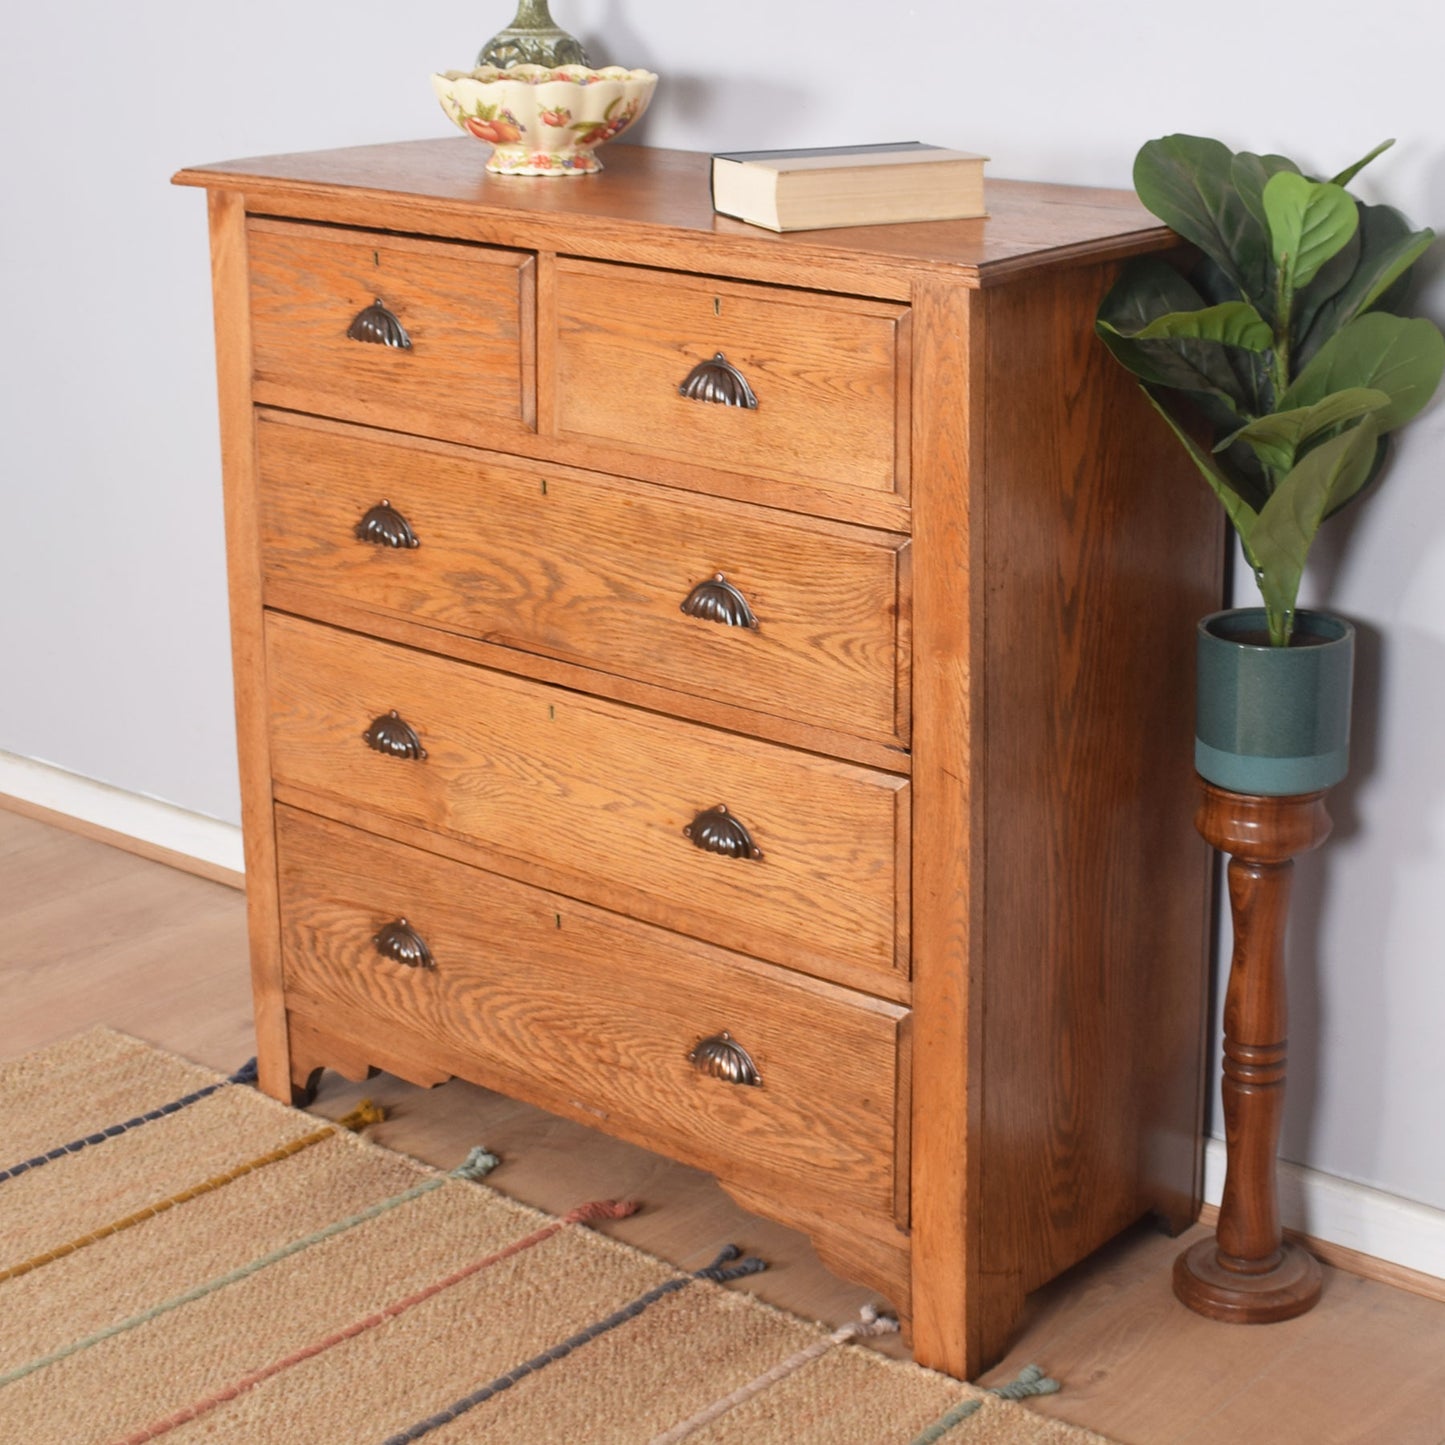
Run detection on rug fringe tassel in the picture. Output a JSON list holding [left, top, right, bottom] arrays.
[[563, 1199, 641, 1225], [450, 1146, 501, 1180], [695, 1243, 768, 1282], [907, 1363, 1063, 1443], [990, 1363, 1061, 1400], [332, 1100, 386, 1132]]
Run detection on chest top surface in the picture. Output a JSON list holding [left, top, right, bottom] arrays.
[[174, 139, 1168, 287]]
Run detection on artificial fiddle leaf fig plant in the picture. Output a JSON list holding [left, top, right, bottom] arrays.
[[1097, 135, 1445, 646]]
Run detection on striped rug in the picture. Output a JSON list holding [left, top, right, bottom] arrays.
[[0, 1029, 1111, 1444]]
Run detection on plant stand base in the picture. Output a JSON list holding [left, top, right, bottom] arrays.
[[1176, 780, 1332, 1326], [1174, 1236, 1322, 1323]]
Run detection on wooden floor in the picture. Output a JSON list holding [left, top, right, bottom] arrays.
[[2, 805, 1442, 1445]]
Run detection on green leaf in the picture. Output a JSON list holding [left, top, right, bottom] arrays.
[[1263, 173, 1358, 292], [1219, 387, 1390, 474], [1297, 206, 1436, 365], [1133, 135, 1272, 302], [1349, 214, 1434, 318], [1096, 258, 1252, 409], [1140, 387, 1262, 550], [1324, 432, 1390, 521], [1187, 254, 1276, 412], [1098, 255, 1214, 328], [1329, 138, 1395, 188], [1121, 300, 1273, 351], [1232, 152, 1302, 232], [1282, 312, 1445, 431], [1246, 421, 1382, 636], [1098, 329, 1252, 415]]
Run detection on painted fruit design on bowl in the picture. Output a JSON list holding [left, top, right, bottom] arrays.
[[461, 106, 524, 144]]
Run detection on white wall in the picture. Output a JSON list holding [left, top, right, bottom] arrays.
[[2, 1, 1442, 1216]]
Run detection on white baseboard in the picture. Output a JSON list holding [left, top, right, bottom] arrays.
[[1203, 1137, 1445, 1282], [0, 750, 244, 877]]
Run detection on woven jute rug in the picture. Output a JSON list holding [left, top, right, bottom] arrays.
[[0, 1029, 1112, 1444]]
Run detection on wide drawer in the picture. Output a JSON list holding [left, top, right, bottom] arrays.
[[247, 219, 535, 447], [552, 259, 910, 509], [275, 806, 908, 1219], [265, 613, 909, 995], [257, 414, 910, 747]]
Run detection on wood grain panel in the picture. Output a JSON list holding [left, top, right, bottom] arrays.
[[274, 806, 907, 1217], [977, 260, 1222, 1295], [553, 259, 907, 503], [247, 219, 534, 448], [906, 275, 991, 1378], [259, 584, 911, 775], [264, 613, 909, 988], [255, 412, 909, 745], [205, 191, 292, 1102]]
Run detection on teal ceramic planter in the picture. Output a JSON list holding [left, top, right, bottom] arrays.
[[1195, 608, 1355, 796]]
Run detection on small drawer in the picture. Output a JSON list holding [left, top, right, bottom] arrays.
[[275, 807, 908, 1218], [257, 414, 910, 747], [265, 613, 909, 995], [247, 219, 534, 447], [552, 259, 910, 510]]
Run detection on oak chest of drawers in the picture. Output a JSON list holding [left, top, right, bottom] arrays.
[[176, 140, 1222, 1378]]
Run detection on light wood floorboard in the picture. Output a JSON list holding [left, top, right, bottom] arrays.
[[1, 807, 1441, 1444]]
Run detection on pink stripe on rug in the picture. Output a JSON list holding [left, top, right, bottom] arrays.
[[110, 1198, 638, 1445]]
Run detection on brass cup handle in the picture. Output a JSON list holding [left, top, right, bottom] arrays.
[[684, 804, 763, 860], [678, 352, 758, 409], [363, 710, 427, 760], [347, 297, 412, 349], [689, 1031, 762, 1087], [372, 918, 435, 969], [680, 573, 759, 630], [355, 499, 420, 549]]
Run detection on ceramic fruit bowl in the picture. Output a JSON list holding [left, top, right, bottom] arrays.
[[432, 64, 657, 176]]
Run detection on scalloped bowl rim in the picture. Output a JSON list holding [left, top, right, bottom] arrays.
[[434, 64, 658, 86]]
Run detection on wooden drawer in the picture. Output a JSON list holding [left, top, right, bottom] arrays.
[[275, 806, 909, 1219], [256, 414, 910, 747], [265, 613, 910, 996], [552, 259, 909, 509], [247, 219, 535, 447]]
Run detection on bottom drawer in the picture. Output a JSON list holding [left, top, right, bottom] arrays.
[[274, 806, 909, 1220]]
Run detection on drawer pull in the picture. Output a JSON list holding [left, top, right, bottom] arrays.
[[680, 573, 759, 630], [363, 710, 428, 760], [678, 352, 758, 409], [684, 804, 763, 861], [355, 499, 420, 549], [371, 918, 435, 970], [347, 298, 413, 350], [689, 1031, 762, 1087]]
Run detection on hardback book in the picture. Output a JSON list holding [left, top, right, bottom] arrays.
[[710, 141, 988, 232]]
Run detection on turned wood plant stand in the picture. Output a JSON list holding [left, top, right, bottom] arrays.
[[1175, 781, 1331, 1322]]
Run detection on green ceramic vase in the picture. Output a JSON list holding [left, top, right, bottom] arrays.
[[478, 0, 589, 68], [1195, 608, 1355, 796]]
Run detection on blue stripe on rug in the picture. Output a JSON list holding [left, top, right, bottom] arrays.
[[0, 1058, 257, 1185], [379, 1245, 766, 1444]]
